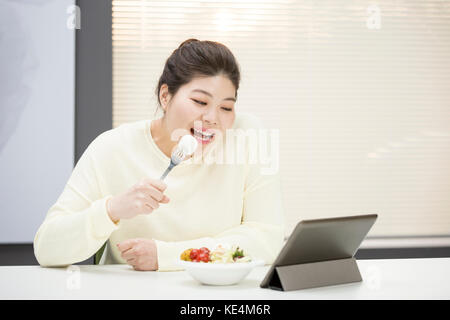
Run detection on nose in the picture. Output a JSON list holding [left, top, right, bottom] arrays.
[[202, 106, 217, 126]]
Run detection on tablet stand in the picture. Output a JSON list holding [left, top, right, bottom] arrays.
[[267, 257, 362, 291]]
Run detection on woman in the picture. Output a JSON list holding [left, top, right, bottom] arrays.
[[34, 39, 285, 271]]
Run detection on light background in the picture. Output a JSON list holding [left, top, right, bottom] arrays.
[[112, 0, 450, 239]]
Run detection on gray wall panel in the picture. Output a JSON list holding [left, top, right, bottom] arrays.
[[0, 0, 75, 243]]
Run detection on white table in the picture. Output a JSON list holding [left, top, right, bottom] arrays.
[[1, 258, 449, 300]]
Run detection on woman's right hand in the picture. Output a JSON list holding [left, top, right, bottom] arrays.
[[106, 178, 170, 223]]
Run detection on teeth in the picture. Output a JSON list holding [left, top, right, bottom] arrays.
[[196, 134, 212, 141], [193, 128, 214, 138]]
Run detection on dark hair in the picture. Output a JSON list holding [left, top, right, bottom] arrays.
[[155, 39, 240, 112]]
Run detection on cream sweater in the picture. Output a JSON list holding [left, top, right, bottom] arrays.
[[34, 112, 285, 271]]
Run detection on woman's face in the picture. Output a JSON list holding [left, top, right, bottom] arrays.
[[159, 74, 237, 156]]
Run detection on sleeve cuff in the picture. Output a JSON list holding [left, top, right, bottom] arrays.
[[154, 239, 185, 272], [90, 195, 120, 239]]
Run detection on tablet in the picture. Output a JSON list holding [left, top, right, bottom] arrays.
[[260, 213, 378, 289]]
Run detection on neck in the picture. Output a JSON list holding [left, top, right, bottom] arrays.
[[151, 118, 177, 159]]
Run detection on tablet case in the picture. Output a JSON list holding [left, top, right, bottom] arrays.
[[260, 214, 377, 291]]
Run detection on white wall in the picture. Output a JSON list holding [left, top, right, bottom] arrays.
[[0, 0, 75, 243]]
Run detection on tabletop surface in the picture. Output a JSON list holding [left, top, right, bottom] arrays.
[[1, 258, 449, 299]]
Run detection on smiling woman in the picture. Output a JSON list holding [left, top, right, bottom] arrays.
[[152, 75, 236, 158], [152, 39, 240, 159], [33, 39, 285, 271]]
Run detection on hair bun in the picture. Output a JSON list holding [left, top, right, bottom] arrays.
[[178, 38, 199, 49]]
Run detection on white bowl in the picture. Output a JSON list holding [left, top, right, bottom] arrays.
[[176, 259, 265, 286]]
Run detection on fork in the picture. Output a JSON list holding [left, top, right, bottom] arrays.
[[160, 148, 186, 180], [160, 135, 198, 181]]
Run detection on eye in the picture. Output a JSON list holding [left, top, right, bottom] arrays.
[[221, 107, 233, 112], [192, 99, 207, 106]]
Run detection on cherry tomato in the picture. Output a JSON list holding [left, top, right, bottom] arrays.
[[190, 249, 199, 261], [198, 252, 210, 263], [199, 247, 210, 254], [188, 247, 211, 262]]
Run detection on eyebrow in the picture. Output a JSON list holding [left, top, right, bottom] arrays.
[[191, 89, 236, 102]]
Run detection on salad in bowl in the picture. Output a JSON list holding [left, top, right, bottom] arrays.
[[180, 245, 252, 264], [177, 244, 264, 286]]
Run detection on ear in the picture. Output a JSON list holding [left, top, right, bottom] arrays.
[[159, 84, 172, 112]]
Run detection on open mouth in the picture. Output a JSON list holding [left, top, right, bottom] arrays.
[[190, 127, 215, 144]]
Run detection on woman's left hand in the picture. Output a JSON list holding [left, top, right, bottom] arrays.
[[117, 238, 158, 271]]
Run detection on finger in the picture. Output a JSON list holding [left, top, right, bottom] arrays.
[[144, 203, 154, 213], [122, 248, 137, 260], [133, 264, 148, 272], [146, 194, 160, 209], [144, 178, 167, 192], [145, 186, 164, 202], [160, 195, 170, 203], [142, 199, 159, 214], [138, 185, 163, 202], [119, 246, 134, 255], [126, 258, 136, 265], [117, 239, 139, 253]]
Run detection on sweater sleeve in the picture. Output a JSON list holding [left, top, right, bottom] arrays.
[[155, 114, 285, 271], [33, 134, 120, 267]]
